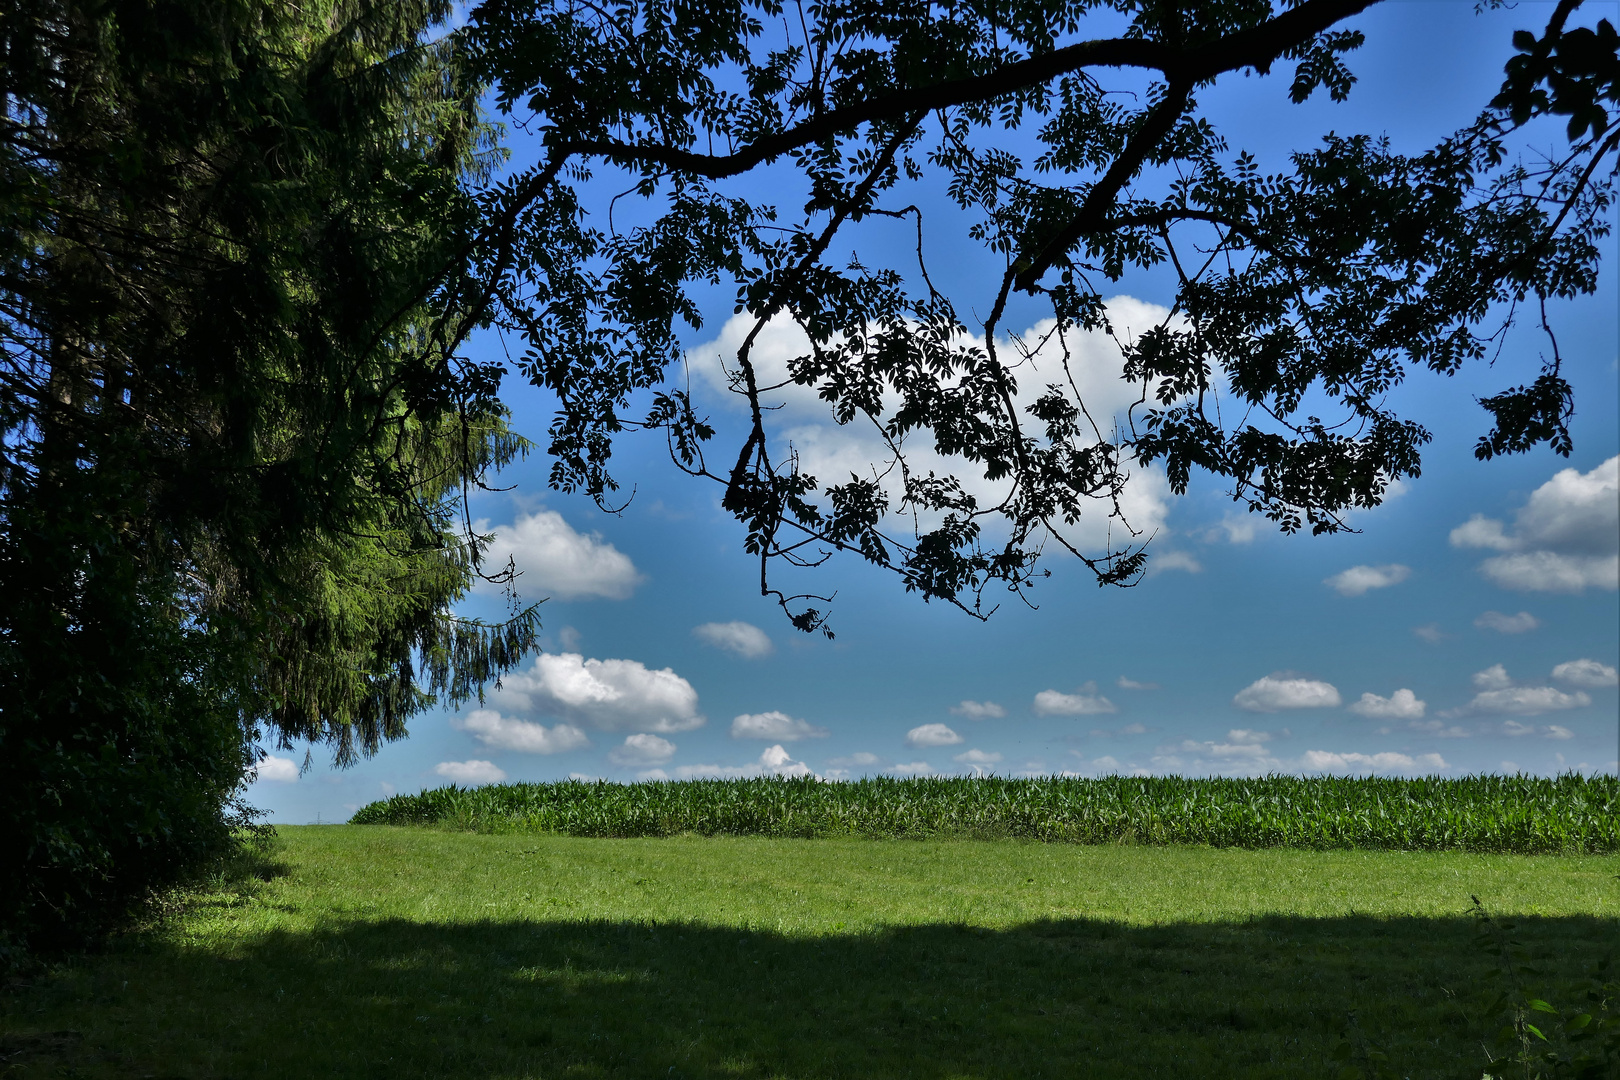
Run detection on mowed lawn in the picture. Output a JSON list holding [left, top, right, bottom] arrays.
[[3, 827, 1617, 1078]]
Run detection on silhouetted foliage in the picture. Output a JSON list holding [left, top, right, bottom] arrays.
[[459, 0, 1616, 629]]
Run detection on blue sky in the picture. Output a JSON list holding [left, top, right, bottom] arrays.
[[252, 1, 1620, 822]]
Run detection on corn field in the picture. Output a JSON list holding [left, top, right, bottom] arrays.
[[349, 774, 1619, 853]]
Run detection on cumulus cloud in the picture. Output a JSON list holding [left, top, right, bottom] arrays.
[[683, 300, 1187, 556], [455, 709, 592, 754], [1412, 623, 1448, 644], [473, 510, 641, 600], [827, 752, 881, 767], [954, 749, 1003, 765], [1545, 725, 1575, 740], [890, 761, 936, 776], [1116, 676, 1159, 690], [1474, 611, 1541, 634], [693, 621, 773, 658], [1233, 675, 1341, 712], [434, 760, 507, 785], [1347, 689, 1426, 720], [1324, 564, 1412, 597], [1198, 513, 1258, 545], [1146, 550, 1203, 576], [608, 733, 677, 766], [674, 744, 812, 779], [1552, 658, 1619, 688], [1032, 688, 1118, 716], [1152, 734, 1287, 774], [1472, 664, 1513, 691], [1469, 686, 1592, 716], [950, 700, 1006, 719], [1182, 738, 1272, 761], [906, 723, 963, 747], [730, 711, 829, 741], [1450, 456, 1619, 593], [492, 653, 704, 733], [1302, 750, 1447, 773], [252, 755, 299, 783]]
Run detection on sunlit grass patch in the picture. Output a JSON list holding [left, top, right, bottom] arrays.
[[1, 827, 1615, 1078]]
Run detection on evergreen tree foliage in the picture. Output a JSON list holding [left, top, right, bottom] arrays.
[[0, 0, 537, 959]]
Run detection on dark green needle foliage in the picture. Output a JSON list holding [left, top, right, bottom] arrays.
[[354, 773, 1620, 854], [0, 0, 537, 962], [459, 0, 1617, 628]]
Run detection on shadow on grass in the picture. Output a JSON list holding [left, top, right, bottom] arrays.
[[4, 911, 1615, 1078]]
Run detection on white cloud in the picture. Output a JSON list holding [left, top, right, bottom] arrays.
[[1472, 664, 1513, 691], [473, 510, 641, 600], [1474, 611, 1541, 634], [1090, 755, 1122, 773], [434, 760, 508, 785], [1324, 564, 1412, 597], [608, 734, 677, 766], [693, 621, 773, 658], [758, 745, 812, 778], [683, 299, 1184, 556], [1478, 552, 1619, 592], [1450, 515, 1515, 551], [1233, 675, 1341, 712], [673, 744, 813, 779], [1199, 513, 1258, 545], [1451, 456, 1619, 593], [1153, 736, 1286, 774], [1401, 719, 1474, 738], [1412, 623, 1448, 644], [492, 653, 704, 733], [455, 709, 592, 754], [1302, 750, 1447, 773], [954, 749, 1003, 765], [252, 755, 299, 783], [827, 751, 880, 767], [905, 723, 963, 747], [950, 700, 1006, 719], [889, 761, 935, 776], [1146, 550, 1203, 576], [1347, 689, 1426, 720], [1032, 689, 1118, 716], [1116, 677, 1159, 690], [1469, 686, 1592, 716], [1191, 739, 1272, 761], [1546, 725, 1575, 740], [730, 711, 828, 741], [1552, 658, 1618, 688]]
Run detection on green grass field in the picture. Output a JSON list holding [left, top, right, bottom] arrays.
[[2, 826, 1616, 1078]]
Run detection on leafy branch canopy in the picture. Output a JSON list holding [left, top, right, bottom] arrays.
[[457, 0, 1618, 631]]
